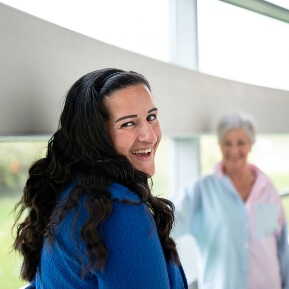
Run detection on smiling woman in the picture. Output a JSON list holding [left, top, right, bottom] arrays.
[[173, 112, 289, 289], [106, 84, 162, 177], [12, 68, 188, 289], [217, 116, 256, 201]]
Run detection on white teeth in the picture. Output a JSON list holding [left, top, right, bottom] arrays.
[[132, 148, 152, 154]]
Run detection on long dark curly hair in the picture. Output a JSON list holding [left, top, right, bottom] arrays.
[[13, 68, 180, 282]]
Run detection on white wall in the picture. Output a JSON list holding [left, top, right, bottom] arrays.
[[1, 3, 289, 137]]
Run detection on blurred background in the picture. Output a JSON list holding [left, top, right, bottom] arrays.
[[1, 0, 289, 288]]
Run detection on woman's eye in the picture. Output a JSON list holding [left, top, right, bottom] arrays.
[[147, 114, 157, 121], [121, 121, 134, 128]]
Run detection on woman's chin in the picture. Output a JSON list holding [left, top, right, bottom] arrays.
[[138, 166, 155, 177]]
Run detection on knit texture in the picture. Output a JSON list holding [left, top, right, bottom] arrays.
[[31, 183, 187, 289]]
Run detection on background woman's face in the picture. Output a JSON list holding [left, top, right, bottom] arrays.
[[220, 127, 252, 172], [105, 84, 162, 177]]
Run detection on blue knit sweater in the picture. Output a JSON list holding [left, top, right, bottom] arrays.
[[28, 183, 187, 289]]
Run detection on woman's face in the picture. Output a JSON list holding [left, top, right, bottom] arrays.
[[105, 84, 162, 177], [220, 127, 252, 172]]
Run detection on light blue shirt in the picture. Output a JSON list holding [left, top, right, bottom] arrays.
[[173, 163, 289, 289]]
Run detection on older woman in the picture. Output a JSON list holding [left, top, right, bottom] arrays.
[[173, 113, 289, 289], [13, 68, 188, 289]]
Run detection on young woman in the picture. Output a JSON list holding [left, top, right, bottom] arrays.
[[14, 68, 188, 289]]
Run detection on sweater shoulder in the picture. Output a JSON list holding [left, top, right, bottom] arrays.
[[109, 183, 140, 202]]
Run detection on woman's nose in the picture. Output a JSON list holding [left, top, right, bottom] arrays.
[[137, 122, 157, 143], [230, 145, 239, 154]]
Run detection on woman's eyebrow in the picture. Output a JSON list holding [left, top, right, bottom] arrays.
[[148, 108, 158, 113], [115, 114, 137, 123], [115, 108, 158, 123]]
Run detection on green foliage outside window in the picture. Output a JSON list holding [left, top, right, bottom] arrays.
[[0, 140, 48, 289], [0, 140, 48, 196]]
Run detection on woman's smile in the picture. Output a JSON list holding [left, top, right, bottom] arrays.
[[105, 84, 162, 176]]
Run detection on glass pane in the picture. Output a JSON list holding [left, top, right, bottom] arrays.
[[152, 137, 171, 199], [198, 0, 289, 91], [265, 0, 289, 10], [250, 135, 289, 191], [0, 139, 48, 289], [1, 0, 170, 62]]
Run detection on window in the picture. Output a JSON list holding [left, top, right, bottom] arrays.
[[0, 139, 48, 289], [1, 0, 170, 62], [198, 0, 289, 90]]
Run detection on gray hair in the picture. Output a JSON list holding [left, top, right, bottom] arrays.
[[216, 112, 256, 144]]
